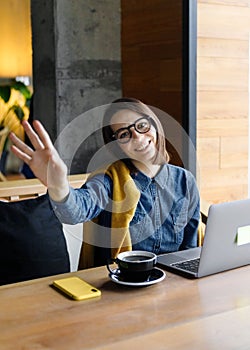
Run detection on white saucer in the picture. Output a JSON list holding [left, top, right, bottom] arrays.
[[108, 267, 166, 287]]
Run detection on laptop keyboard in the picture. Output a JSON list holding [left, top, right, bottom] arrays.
[[171, 257, 200, 273]]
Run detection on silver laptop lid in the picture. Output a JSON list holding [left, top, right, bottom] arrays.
[[198, 198, 250, 277]]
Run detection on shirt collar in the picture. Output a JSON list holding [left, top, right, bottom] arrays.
[[131, 164, 168, 191], [154, 164, 168, 189]]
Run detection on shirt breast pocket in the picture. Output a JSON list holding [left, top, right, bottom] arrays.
[[171, 211, 188, 234], [130, 209, 154, 243]]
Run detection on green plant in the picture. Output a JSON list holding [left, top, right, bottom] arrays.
[[0, 80, 32, 122], [0, 80, 32, 147]]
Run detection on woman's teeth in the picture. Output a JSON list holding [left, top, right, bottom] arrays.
[[136, 143, 148, 151]]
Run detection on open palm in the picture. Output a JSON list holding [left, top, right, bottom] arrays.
[[10, 120, 68, 197]]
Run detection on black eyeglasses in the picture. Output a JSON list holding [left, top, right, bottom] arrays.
[[112, 115, 152, 144]]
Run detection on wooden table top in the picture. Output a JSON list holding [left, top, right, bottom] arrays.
[[1, 265, 250, 349]]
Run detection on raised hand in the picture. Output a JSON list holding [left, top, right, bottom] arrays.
[[9, 120, 70, 201]]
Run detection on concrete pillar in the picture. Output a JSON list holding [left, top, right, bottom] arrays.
[[31, 0, 121, 173]]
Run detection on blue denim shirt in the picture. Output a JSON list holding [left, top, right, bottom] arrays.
[[51, 164, 200, 257]]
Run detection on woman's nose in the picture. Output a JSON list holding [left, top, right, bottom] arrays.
[[130, 127, 143, 140]]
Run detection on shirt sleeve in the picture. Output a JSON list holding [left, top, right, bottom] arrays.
[[50, 173, 112, 225]]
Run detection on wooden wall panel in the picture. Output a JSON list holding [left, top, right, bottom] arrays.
[[197, 91, 248, 119], [197, 0, 250, 203], [121, 0, 196, 169], [197, 119, 248, 138], [199, 168, 248, 188], [197, 137, 220, 169], [198, 38, 248, 58], [198, 57, 248, 91], [121, 0, 183, 124], [201, 185, 248, 204], [220, 137, 248, 168], [198, 2, 250, 39]]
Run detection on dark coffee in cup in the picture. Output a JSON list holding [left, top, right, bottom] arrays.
[[107, 250, 157, 282], [122, 255, 150, 262]]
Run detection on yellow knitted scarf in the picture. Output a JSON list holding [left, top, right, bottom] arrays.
[[78, 160, 140, 269]]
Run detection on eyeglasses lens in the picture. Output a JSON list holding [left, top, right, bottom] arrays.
[[116, 117, 151, 144]]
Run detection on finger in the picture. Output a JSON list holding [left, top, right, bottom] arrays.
[[21, 120, 45, 150], [11, 144, 32, 164], [31, 120, 55, 150], [9, 132, 34, 155]]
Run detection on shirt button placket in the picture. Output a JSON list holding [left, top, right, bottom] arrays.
[[151, 181, 162, 253]]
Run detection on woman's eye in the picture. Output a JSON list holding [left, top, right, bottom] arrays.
[[137, 121, 147, 130], [119, 130, 130, 139]]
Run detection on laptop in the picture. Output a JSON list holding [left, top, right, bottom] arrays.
[[157, 198, 250, 278]]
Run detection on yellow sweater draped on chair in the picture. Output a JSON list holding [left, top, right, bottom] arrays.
[[79, 160, 140, 269]]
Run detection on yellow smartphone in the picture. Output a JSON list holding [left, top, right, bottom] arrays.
[[52, 276, 101, 301]]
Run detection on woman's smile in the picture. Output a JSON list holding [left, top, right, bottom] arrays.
[[111, 110, 157, 159], [133, 139, 152, 152]]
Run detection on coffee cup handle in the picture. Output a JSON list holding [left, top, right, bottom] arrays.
[[106, 258, 118, 275]]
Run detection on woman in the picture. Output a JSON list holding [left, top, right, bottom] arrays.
[[10, 98, 200, 268]]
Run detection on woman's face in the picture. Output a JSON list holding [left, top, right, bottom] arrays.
[[110, 109, 158, 164]]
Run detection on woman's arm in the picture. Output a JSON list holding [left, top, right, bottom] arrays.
[[180, 171, 201, 250], [50, 173, 113, 225], [180, 201, 200, 250]]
